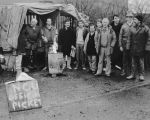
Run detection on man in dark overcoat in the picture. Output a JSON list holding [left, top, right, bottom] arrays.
[[22, 18, 41, 71], [58, 19, 76, 69], [111, 15, 123, 70], [127, 14, 150, 81]]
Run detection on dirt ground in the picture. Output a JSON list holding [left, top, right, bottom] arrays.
[[0, 69, 150, 120]]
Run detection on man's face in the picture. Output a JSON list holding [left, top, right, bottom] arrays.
[[102, 19, 109, 28], [85, 22, 89, 27], [114, 16, 120, 24], [126, 16, 133, 23], [78, 21, 84, 28], [65, 21, 70, 28], [89, 25, 95, 32], [31, 19, 37, 27], [46, 19, 52, 26], [133, 17, 140, 26], [97, 22, 102, 28]]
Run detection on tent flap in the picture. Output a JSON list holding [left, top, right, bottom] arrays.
[[0, 5, 27, 51], [16, 3, 81, 19]]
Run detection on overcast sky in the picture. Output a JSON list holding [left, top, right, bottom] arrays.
[[128, 0, 150, 13]]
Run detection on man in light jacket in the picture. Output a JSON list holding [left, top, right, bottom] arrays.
[[95, 18, 116, 77], [74, 20, 88, 70]]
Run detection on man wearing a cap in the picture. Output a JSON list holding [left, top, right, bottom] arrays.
[[126, 14, 150, 81], [119, 11, 133, 77]]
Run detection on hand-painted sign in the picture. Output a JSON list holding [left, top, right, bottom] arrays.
[[5, 80, 42, 112]]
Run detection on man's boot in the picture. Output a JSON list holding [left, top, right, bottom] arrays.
[[139, 75, 144, 81], [126, 74, 136, 80], [63, 57, 66, 70], [67, 57, 72, 69]]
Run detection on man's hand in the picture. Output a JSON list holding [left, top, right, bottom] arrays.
[[83, 48, 86, 54], [110, 47, 113, 54], [120, 47, 123, 51], [42, 36, 48, 43], [71, 45, 76, 50]]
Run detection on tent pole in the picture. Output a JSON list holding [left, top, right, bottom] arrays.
[[57, 10, 60, 31]]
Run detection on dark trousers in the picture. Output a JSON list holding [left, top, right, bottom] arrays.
[[131, 55, 144, 76], [122, 49, 132, 75], [76, 44, 85, 68], [0, 47, 3, 74], [145, 51, 150, 70], [87, 55, 97, 72], [111, 45, 123, 68], [22, 49, 38, 68], [36, 51, 45, 68], [44, 44, 53, 67], [0, 65, 2, 74]]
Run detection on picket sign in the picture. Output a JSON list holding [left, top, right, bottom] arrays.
[[5, 72, 42, 112]]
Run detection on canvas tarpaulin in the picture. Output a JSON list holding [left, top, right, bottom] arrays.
[[0, 5, 27, 51], [0, 3, 81, 51]]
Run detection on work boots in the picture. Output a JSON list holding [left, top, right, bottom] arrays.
[[67, 57, 72, 69], [63, 56, 72, 70]]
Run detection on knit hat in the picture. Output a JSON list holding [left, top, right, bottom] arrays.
[[135, 14, 143, 23]]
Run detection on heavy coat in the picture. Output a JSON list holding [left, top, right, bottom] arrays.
[[111, 22, 122, 40], [111, 22, 123, 67], [97, 27, 116, 55], [84, 31, 99, 55], [58, 27, 76, 56], [130, 24, 150, 57], [119, 22, 133, 50], [41, 26, 57, 45], [22, 25, 41, 50]]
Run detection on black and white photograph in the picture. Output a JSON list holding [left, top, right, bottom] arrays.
[[0, 0, 150, 120]]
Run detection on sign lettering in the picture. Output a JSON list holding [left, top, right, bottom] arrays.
[[5, 80, 42, 112]]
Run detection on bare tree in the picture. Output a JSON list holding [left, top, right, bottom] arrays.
[[64, 0, 96, 22], [129, 0, 150, 25], [64, 0, 128, 22]]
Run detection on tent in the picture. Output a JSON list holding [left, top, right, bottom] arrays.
[[0, 2, 82, 52]]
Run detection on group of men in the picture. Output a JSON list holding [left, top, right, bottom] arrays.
[[57, 11, 150, 82], [84, 12, 150, 81], [1, 11, 150, 82], [112, 12, 150, 81]]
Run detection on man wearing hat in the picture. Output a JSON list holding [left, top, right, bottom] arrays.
[[126, 14, 150, 81], [119, 11, 134, 77]]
